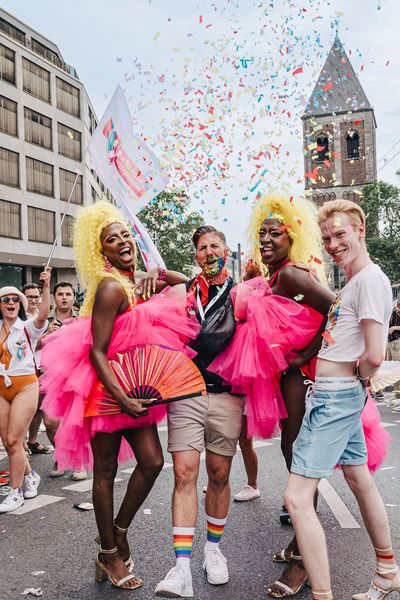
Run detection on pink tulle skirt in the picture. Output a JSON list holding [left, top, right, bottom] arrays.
[[209, 276, 390, 471], [40, 288, 199, 471], [209, 277, 323, 438]]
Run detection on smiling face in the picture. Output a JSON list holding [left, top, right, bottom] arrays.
[[320, 212, 364, 269], [258, 219, 292, 267], [0, 295, 21, 321], [195, 232, 227, 276], [100, 222, 135, 270]]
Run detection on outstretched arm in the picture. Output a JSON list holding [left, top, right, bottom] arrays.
[[33, 268, 52, 329]]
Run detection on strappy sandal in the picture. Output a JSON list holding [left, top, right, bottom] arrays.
[[266, 554, 308, 598], [352, 568, 400, 599], [95, 547, 142, 590], [272, 549, 292, 563], [94, 522, 134, 572], [27, 442, 52, 454]]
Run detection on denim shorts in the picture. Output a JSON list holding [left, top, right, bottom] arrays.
[[291, 377, 368, 479]]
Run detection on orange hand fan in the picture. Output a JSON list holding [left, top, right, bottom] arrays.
[[85, 345, 206, 417]]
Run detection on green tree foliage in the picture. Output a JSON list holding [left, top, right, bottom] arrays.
[[137, 190, 204, 274], [360, 180, 400, 283]]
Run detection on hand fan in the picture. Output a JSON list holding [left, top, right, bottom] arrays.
[[85, 344, 206, 417], [370, 361, 400, 393]]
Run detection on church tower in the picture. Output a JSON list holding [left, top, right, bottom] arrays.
[[302, 34, 377, 205]]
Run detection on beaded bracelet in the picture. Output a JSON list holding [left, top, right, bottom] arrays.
[[157, 267, 168, 282]]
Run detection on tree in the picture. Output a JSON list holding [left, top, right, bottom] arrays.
[[360, 180, 400, 284], [137, 190, 204, 274]]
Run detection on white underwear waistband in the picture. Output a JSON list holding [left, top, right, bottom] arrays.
[[314, 376, 358, 390]]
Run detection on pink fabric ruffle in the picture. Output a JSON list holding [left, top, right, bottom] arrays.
[[40, 288, 199, 471], [209, 277, 323, 438]]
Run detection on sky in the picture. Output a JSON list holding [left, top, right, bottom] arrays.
[[2, 0, 400, 249]]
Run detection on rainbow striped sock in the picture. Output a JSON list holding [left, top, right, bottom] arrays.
[[206, 514, 227, 546], [173, 526, 195, 565]]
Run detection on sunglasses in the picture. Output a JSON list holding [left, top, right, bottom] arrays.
[[26, 295, 40, 300], [0, 296, 21, 304]]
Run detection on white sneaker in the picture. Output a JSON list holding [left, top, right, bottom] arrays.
[[233, 484, 261, 502], [203, 543, 229, 585], [71, 469, 87, 481], [23, 470, 41, 499], [0, 487, 24, 513], [155, 565, 193, 597], [49, 462, 65, 478]]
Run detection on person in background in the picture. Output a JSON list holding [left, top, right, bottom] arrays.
[[234, 259, 261, 502], [0, 270, 51, 513], [40, 282, 86, 481], [386, 299, 400, 405], [22, 284, 52, 456]]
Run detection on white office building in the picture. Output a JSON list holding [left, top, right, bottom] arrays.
[[0, 8, 108, 290]]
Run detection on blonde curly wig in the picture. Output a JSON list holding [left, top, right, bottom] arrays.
[[73, 200, 137, 316], [248, 194, 326, 284]]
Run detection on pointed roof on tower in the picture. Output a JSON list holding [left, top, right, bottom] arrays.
[[302, 34, 373, 118]]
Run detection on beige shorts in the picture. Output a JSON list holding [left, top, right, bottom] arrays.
[[167, 392, 245, 457]]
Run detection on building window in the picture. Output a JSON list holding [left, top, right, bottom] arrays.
[[60, 168, 83, 204], [28, 206, 55, 243], [346, 130, 360, 159], [0, 95, 17, 136], [24, 107, 52, 149], [22, 58, 50, 103], [61, 214, 74, 246], [0, 43, 15, 84], [56, 77, 80, 117], [0, 147, 19, 187], [0, 17, 26, 45], [89, 105, 97, 134], [31, 38, 62, 69], [91, 185, 99, 202], [0, 264, 25, 288], [316, 135, 329, 162], [0, 199, 21, 238], [26, 157, 54, 197], [58, 123, 81, 161]]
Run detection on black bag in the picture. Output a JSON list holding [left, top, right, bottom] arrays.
[[190, 294, 236, 358]]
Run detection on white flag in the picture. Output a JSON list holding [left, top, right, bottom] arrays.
[[87, 85, 167, 269]]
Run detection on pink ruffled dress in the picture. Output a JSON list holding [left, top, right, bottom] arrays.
[[209, 276, 390, 472], [40, 287, 199, 471]]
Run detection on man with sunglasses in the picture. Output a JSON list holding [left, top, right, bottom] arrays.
[[21, 284, 53, 456]]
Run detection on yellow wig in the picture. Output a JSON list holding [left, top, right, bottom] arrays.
[[73, 200, 137, 316], [248, 195, 326, 284]]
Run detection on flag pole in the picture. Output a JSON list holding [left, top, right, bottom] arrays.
[[44, 166, 83, 270]]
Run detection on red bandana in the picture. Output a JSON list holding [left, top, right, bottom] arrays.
[[188, 267, 229, 306]]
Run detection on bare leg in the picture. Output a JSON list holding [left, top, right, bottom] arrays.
[[284, 474, 330, 591], [268, 369, 309, 595], [42, 412, 59, 449], [114, 426, 163, 560], [172, 450, 200, 527], [205, 451, 233, 519], [90, 430, 139, 587], [1, 383, 38, 488], [238, 415, 258, 488]]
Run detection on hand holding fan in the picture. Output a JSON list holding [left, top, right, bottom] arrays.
[[85, 345, 206, 417], [370, 361, 400, 393]]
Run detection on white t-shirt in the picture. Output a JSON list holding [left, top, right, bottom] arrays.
[[0, 317, 48, 385], [318, 264, 392, 363]]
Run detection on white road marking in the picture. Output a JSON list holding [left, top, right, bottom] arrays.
[[381, 422, 397, 427], [250, 441, 273, 449], [0, 452, 7, 461], [158, 426, 168, 432], [380, 466, 396, 471], [62, 478, 123, 492], [318, 479, 360, 529], [11, 495, 64, 515]]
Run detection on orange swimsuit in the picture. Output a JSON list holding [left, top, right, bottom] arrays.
[[0, 336, 37, 402]]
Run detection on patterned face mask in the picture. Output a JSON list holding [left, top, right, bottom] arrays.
[[199, 255, 226, 277]]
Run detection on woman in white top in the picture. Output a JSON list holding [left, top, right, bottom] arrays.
[[0, 269, 51, 513]]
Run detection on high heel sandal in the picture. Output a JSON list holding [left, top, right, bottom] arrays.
[[94, 521, 134, 572], [272, 548, 293, 563], [352, 568, 400, 600], [266, 554, 309, 598], [95, 547, 142, 590]]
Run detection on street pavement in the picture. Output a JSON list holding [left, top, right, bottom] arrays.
[[0, 398, 399, 600]]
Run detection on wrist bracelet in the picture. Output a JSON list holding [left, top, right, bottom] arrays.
[[157, 267, 168, 282], [356, 366, 372, 381]]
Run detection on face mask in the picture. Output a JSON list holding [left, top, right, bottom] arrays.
[[200, 255, 226, 277]]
